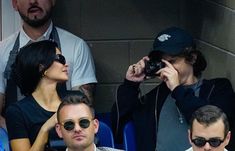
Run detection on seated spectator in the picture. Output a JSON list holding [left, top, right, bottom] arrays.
[[111, 27, 235, 151], [186, 105, 230, 151], [6, 40, 68, 151], [55, 93, 123, 151]]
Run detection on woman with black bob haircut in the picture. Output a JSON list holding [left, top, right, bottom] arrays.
[[6, 40, 68, 151], [112, 27, 235, 151], [12, 40, 59, 96]]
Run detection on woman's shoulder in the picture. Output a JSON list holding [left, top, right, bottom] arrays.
[[6, 96, 35, 113], [14, 95, 34, 105]]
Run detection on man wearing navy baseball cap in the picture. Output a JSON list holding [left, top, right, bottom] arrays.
[[153, 27, 194, 54], [111, 27, 235, 151]]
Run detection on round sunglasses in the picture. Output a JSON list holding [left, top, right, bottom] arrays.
[[191, 137, 225, 148], [61, 118, 93, 131], [55, 54, 66, 65]]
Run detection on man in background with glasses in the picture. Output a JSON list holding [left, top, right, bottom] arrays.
[[55, 94, 122, 151], [186, 105, 231, 151]]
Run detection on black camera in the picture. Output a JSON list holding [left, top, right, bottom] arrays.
[[144, 60, 165, 77]]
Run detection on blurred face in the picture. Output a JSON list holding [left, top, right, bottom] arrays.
[[56, 104, 99, 151], [189, 119, 230, 151], [12, 0, 56, 27], [162, 55, 195, 85], [44, 48, 68, 82]]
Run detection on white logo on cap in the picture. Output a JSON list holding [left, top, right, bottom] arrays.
[[158, 34, 171, 42]]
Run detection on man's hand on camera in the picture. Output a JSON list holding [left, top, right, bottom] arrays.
[[126, 56, 149, 82], [157, 59, 180, 91]]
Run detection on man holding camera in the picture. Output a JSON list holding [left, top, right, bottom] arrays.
[[111, 27, 235, 151]]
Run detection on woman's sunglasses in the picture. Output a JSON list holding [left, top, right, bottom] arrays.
[[61, 118, 92, 131], [191, 137, 225, 148], [55, 54, 66, 65]]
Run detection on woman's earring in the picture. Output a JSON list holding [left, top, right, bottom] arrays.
[[43, 70, 48, 77]]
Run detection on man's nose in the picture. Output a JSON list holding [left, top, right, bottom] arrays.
[[204, 142, 212, 150], [73, 123, 82, 132]]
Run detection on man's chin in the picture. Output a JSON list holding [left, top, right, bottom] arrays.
[[24, 18, 49, 27], [69, 143, 90, 150], [19, 12, 51, 28]]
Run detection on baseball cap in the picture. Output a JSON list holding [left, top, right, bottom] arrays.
[[152, 27, 194, 55]]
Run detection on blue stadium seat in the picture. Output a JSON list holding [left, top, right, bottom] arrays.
[[0, 140, 4, 151], [0, 128, 10, 151], [123, 121, 136, 151], [96, 121, 115, 148], [96, 112, 111, 127]]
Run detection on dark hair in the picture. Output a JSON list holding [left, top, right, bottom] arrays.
[[11, 40, 58, 96], [178, 47, 207, 77], [189, 105, 230, 137], [57, 92, 95, 123]]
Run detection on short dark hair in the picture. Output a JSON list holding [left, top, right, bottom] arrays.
[[189, 105, 230, 137], [11, 40, 58, 96], [57, 92, 95, 123]]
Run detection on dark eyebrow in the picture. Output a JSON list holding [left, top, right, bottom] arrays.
[[194, 136, 224, 140]]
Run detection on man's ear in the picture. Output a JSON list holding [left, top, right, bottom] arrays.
[[94, 119, 99, 134], [188, 129, 193, 145], [12, 0, 18, 11], [190, 53, 197, 65], [55, 123, 63, 138], [224, 131, 231, 145]]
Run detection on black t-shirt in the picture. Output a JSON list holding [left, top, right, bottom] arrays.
[[5, 95, 61, 145]]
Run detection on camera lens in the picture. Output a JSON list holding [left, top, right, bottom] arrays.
[[144, 60, 165, 77]]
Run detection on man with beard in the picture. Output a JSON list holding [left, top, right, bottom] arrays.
[[0, 0, 97, 129]]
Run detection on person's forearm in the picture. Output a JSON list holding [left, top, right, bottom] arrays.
[[11, 128, 49, 151], [29, 126, 50, 151], [72, 83, 96, 103]]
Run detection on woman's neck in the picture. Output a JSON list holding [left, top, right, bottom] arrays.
[[32, 81, 61, 112]]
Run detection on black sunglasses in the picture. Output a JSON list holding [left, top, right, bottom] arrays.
[[191, 137, 225, 148], [55, 54, 66, 65], [61, 118, 92, 131]]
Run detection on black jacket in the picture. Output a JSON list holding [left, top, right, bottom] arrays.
[[111, 78, 235, 151]]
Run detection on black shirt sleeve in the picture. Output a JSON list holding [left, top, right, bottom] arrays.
[[6, 104, 29, 140]]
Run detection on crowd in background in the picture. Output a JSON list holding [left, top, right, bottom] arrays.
[[0, 0, 235, 151]]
